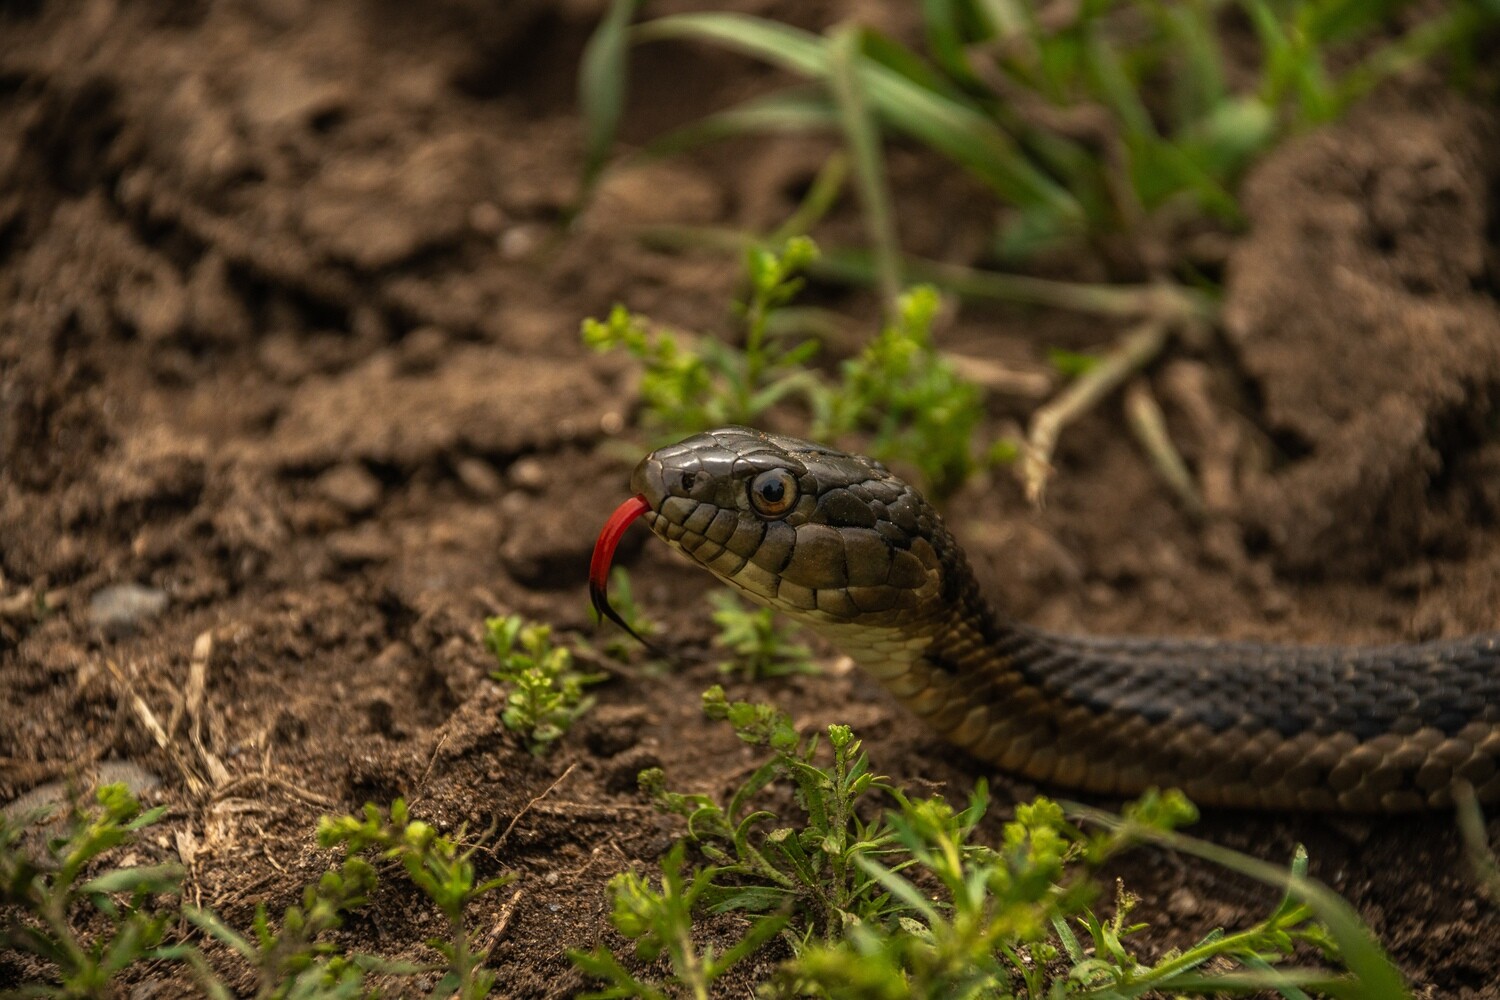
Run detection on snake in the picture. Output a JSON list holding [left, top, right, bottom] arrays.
[[590, 426, 1500, 812]]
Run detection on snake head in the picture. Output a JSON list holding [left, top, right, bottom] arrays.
[[617, 426, 946, 629]]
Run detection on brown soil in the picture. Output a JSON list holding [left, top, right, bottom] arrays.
[[3, 2, 1499, 997]]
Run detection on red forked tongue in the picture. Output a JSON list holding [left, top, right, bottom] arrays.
[[589, 494, 655, 648]]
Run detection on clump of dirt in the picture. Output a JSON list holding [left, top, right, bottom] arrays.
[[2, 1, 1499, 997], [1225, 88, 1500, 580]]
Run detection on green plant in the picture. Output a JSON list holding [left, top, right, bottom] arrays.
[[813, 285, 990, 499], [1, 788, 517, 1000], [639, 687, 927, 942], [708, 592, 817, 680], [569, 843, 787, 1000], [773, 797, 1373, 998], [582, 236, 825, 438], [484, 614, 606, 753], [183, 860, 378, 1000], [586, 1, 1496, 266], [585, 239, 997, 500], [573, 692, 1412, 999], [317, 800, 516, 1000], [0, 784, 184, 999]]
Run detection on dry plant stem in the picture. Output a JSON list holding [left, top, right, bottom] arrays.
[[0, 585, 69, 621], [944, 352, 1053, 398], [1124, 380, 1204, 518], [186, 631, 231, 788], [827, 22, 902, 309], [1161, 360, 1241, 512], [1021, 318, 1171, 506], [497, 762, 579, 847], [211, 773, 339, 809], [104, 657, 211, 795], [480, 888, 525, 953]]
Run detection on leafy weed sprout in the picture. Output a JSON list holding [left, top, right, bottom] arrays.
[[0, 784, 184, 999], [182, 856, 378, 1000], [484, 614, 606, 754], [572, 689, 1415, 999], [316, 800, 515, 1000], [709, 592, 817, 680], [1, 787, 511, 1000], [570, 843, 787, 1000], [582, 237, 824, 436], [584, 238, 999, 500]]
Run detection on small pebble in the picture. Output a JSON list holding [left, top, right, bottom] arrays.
[[399, 325, 449, 374], [327, 524, 394, 565], [315, 463, 382, 515], [455, 457, 504, 498], [507, 457, 548, 493], [469, 201, 505, 236], [499, 225, 539, 260], [88, 583, 168, 634]]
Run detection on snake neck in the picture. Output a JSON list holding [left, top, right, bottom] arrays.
[[826, 526, 1500, 811]]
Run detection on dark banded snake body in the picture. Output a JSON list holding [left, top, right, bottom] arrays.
[[598, 426, 1500, 812]]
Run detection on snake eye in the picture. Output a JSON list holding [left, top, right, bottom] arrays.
[[749, 469, 798, 519]]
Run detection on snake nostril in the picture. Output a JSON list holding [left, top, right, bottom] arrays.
[[680, 471, 697, 493]]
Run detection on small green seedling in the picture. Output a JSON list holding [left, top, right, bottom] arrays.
[[318, 800, 516, 1000], [814, 285, 990, 500], [485, 615, 606, 753], [569, 843, 787, 1000], [1, 788, 517, 1000], [586, 239, 996, 500], [582, 237, 825, 439], [183, 858, 378, 1000], [708, 592, 816, 680], [636, 687, 939, 941], [0, 784, 183, 1000]]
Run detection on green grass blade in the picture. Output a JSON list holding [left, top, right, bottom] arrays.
[[974, 0, 1031, 40], [634, 224, 1214, 318], [78, 863, 183, 896], [635, 13, 1084, 222], [1456, 783, 1500, 901], [853, 854, 941, 924], [827, 23, 902, 308], [156, 945, 235, 1000], [814, 245, 1211, 318], [640, 87, 838, 160], [1150, 0, 1229, 125], [182, 904, 256, 959], [1158, 968, 1357, 997], [1239, 952, 1315, 1000], [1067, 803, 1411, 1000], [770, 153, 850, 242], [1334, 3, 1495, 114], [1083, 26, 1155, 143], [579, 0, 643, 195]]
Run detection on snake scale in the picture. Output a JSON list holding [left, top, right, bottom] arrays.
[[591, 426, 1500, 812]]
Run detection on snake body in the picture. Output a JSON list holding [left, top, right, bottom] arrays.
[[628, 426, 1500, 812]]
